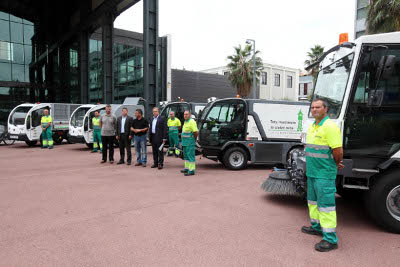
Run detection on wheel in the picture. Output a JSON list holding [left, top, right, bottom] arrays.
[[4, 138, 15, 145], [86, 142, 93, 149], [365, 170, 400, 234], [25, 140, 37, 146], [53, 134, 63, 144], [222, 146, 248, 170]]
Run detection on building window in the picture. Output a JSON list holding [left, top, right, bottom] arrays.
[[274, 73, 280, 87], [304, 83, 308, 96], [287, 75, 293, 88], [223, 71, 229, 76], [261, 72, 267, 85]]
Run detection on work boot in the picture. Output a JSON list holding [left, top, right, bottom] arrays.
[[135, 163, 142, 166], [315, 240, 338, 252], [180, 169, 188, 173], [184, 171, 195, 176], [301, 226, 323, 236], [91, 150, 97, 153], [117, 161, 124, 165]]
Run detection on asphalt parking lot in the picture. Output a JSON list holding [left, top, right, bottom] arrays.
[[0, 142, 399, 266]]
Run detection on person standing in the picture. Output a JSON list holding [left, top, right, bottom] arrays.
[[181, 110, 198, 176], [131, 109, 149, 167], [301, 98, 343, 252], [92, 110, 102, 153], [116, 107, 134, 165], [99, 104, 117, 164], [41, 109, 53, 149], [167, 111, 181, 156], [149, 107, 167, 169]]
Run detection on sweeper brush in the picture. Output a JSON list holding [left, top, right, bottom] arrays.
[[261, 170, 299, 196]]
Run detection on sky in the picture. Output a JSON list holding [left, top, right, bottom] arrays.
[[114, 0, 356, 71]]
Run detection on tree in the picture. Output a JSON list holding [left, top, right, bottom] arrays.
[[304, 45, 324, 83], [226, 44, 263, 98], [366, 0, 400, 34]]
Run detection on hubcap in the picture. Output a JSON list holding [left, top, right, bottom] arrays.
[[386, 185, 400, 222], [229, 151, 244, 167]]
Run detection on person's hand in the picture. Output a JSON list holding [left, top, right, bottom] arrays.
[[162, 140, 166, 144], [129, 135, 132, 140], [337, 161, 344, 170], [116, 136, 119, 140]]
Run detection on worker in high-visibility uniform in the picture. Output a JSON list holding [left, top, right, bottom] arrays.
[[92, 110, 102, 153], [180, 110, 198, 176], [41, 109, 53, 149], [167, 111, 181, 157], [301, 98, 343, 252]]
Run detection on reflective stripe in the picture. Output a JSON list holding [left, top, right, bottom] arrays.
[[311, 218, 320, 224], [305, 152, 329, 159], [306, 144, 330, 150], [322, 227, 336, 233], [308, 200, 317, 205], [318, 206, 336, 212]]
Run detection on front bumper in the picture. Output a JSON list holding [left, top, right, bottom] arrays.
[[8, 133, 29, 141], [67, 133, 85, 144]]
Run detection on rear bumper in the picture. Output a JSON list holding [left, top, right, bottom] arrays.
[[8, 133, 29, 141], [67, 133, 85, 144]]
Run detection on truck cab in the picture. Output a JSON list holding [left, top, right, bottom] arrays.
[[68, 104, 96, 144], [8, 103, 51, 146], [160, 101, 206, 123]]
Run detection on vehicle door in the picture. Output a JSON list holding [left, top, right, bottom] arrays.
[[28, 105, 50, 140]]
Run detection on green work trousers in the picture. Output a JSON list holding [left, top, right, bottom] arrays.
[[42, 127, 53, 148], [307, 177, 338, 244], [168, 131, 180, 155], [183, 145, 195, 174], [93, 129, 102, 152]]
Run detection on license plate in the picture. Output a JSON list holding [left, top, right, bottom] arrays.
[[10, 135, 18, 139]]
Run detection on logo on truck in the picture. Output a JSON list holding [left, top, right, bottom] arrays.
[[297, 110, 303, 132]]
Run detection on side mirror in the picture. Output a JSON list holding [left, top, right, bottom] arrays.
[[376, 55, 396, 80], [84, 117, 88, 131]]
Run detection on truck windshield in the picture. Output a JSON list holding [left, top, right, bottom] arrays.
[[9, 106, 32, 125], [71, 107, 91, 127], [312, 53, 354, 118]]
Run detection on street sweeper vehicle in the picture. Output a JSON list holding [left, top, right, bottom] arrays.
[[262, 32, 400, 234], [197, 97, 310, 170], [8, 103, 80, 146], [79, 98, 145, 147]]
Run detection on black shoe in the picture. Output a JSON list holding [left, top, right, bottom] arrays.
[[301, 226, 323, 236], [151, 164, 157, 168], [184, 171, 195, 176], [91, 151, 97, 153], [180, 169, 188, 173], [127, 161, 131, 165], [315, 240, 338, 252], [158, 165, 163, 170], [117, 161, 125, 165]]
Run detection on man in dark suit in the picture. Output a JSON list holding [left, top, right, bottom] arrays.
[[116, 107, 134, 165], [149, 107, 167, 169]]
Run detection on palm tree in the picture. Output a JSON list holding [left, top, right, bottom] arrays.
[[366, 0, 400, 34], [226, 44, 263, 98], [304, 45, 324, 83]]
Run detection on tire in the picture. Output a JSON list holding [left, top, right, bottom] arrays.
[[86, 142, 93, 149], [222, 146, 248, 170], [25, 140, 37, 146], [4, 138, 15, 145], [53, 134, 63, 144], [365, 170, 400, 234]]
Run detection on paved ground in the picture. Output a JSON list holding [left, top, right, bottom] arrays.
[[0, 142, 399, 266]]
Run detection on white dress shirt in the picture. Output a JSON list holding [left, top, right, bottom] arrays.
[[121, 116, 126, 134], [152, 116, 158, 134]]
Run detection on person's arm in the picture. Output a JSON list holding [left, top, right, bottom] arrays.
[[99, 116, 102, 128], [332, 147, 344, 169], [162, 117, 168, 142], [193, 131, 198, 140]]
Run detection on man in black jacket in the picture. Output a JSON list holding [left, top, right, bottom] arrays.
[[149, 107, 167, 169], [116, 107, 134, 165]]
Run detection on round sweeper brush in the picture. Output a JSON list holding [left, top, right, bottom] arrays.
[[261, 170, 299, 196]]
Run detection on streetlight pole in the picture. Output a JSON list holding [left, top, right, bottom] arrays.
[[246, 39, 256, 99]]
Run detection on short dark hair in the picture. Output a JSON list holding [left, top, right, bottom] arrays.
[[136, 109, 143, 115], [122, 107, 128, 111], [312, 98, 328, 109], [94, 110, 99, 113], [184, 110, 191, 114], [106, 104, 111, 108]]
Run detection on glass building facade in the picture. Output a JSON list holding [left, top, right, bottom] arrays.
[[0, 12, 168, 126], [0, 11, 34, 124]]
